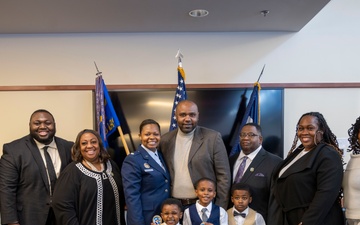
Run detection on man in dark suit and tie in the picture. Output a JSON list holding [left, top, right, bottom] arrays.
[[0, 109, 73, 225], [228, 123, 282, 223], [159, 100, 231, 209]]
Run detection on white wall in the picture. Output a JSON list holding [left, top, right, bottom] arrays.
[[0, 0, 359, 161], [1, 0, 359, 86]]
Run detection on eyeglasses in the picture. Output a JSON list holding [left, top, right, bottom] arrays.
[[239, 132, 259, 138]]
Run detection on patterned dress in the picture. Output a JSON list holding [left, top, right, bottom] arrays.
[[53, 160, 122, 225]]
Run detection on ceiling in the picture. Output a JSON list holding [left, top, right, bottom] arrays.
[[0, 0, 331, 34]]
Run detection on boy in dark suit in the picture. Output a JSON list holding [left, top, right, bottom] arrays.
[[227, 183, 265, 225]]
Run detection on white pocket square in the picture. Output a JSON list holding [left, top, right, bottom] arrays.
[[255, 173, 265, 177]]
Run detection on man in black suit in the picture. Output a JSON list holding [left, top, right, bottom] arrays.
[[0, 109, 73, 225], [229, 123, 282, 223]]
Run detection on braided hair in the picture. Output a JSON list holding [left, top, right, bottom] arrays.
[[288, 112, 343, 158], [347, 116, 360, 155]]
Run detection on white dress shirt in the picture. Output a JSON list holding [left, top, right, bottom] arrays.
[[35, 139, 61, 178], [183, 201, 228, 225], [143, 145, 165, 170], [233, 145, 262, 181], [232, 206, 266, 225]]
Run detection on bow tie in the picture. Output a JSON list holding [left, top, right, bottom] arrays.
[[233, 211, 246, 218]]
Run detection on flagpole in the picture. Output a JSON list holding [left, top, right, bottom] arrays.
[[256, 64, 266, 83], [175, 49, 183, 67], [94, 61, 102, 76], [117, 126, 130, 155], [94, 62, 131, 155], [255, 65, 264, 125]]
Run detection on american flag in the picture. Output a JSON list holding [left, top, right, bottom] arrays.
[[169, 65, 187, 131]]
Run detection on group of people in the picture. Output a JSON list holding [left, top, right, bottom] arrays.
[[0, 109, 124, 225], [0, 100, 359, 225]]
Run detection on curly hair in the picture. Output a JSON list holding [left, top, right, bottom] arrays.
[[72, 129, 110, 163], [160, 198, 183, 212], [288, 112, 342, 158], [347, 116, 360, 155]]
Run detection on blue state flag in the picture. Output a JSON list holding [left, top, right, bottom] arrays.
[[227, 89, 248, 151], [95, 76, 121, 149], [169, 66, 187, 131], [229, 82, 261, 157]]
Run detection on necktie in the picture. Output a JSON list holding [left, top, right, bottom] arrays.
[[233, 211, 246, 218], [43, 146, 57, 195], [201, 208, 208, 222], [234, 156, 248, 183]]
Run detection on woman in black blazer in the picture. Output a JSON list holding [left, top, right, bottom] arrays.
[[273, 112, 344, 225]]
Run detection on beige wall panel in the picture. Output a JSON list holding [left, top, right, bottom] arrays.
[[0, 91, 93, 156]]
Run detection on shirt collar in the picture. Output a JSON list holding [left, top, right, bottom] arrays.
[[142, 144, 158, 156], [196, 200, 212, 212], [34, 138, 56, 150], [240, 145, 262, 161], [177, 127, 196, 137], [233, 206, 249, 214]]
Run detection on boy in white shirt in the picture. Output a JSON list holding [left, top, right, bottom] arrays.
[[183, 177, 228, 225]]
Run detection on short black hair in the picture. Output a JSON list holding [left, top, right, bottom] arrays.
[[30, 109, 55, 122], [243, 123, 262, 136], [161, 198, 183, 212], [194, 177, 216, 190], [139, 119, 160, 133], [231, 183, 252, 196]]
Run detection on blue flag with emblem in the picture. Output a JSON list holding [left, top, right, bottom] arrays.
[[169, 65, 187, 131], [95, 75, 121, 149], [229, 82, 261, 157]]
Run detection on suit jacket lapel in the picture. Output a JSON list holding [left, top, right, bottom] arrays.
[[279, 144, 323, 178], [241, 148, 266, 182], [55, 137, 67, 170], [25, 137, 51, 193], [188, 128, 202, 162], [164, 131, 177, 176], [139, 147, 168, 177], [158, 153, 171, 180], [229, 152, 240, 173]]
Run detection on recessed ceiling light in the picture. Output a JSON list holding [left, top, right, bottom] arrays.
[[189, 9, 209, 18]]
